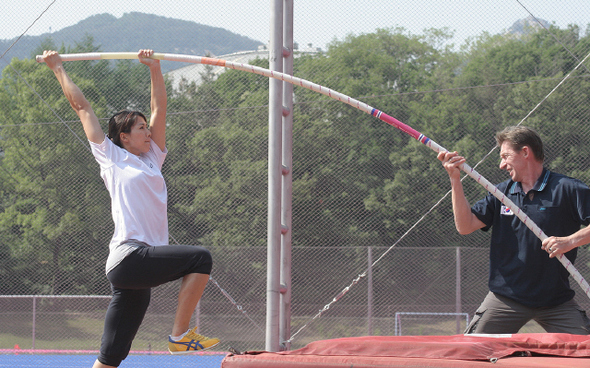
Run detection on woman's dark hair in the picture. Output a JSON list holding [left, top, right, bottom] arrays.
[[107, 110, 147, 148]]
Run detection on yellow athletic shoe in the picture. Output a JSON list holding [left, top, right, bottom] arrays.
[[168, 327, 220, 354]]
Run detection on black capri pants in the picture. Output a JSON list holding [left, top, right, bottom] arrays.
[[97, 243, 212, 367]]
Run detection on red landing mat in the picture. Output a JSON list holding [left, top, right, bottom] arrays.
[[221, 333, 590, 368]]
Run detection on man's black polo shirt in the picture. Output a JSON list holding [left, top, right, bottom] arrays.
[[472, 168, 590, 308]]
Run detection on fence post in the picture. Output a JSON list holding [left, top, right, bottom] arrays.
[[455, 247, 462, 334], [367, 246, 373, 335], [32, 296, 36, 349], [195, 300, 201, 334]]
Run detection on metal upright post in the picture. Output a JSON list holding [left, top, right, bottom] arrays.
[[367, 246, 373, 335], [279, 0, 294, 351], [32, 296, 36, 349], [266, 0, 284, 353], [456, 247, 462, 334]]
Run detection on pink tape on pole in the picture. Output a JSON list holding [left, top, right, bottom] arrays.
[[201, 57, 226, 67], [371, 109, 425, 142]]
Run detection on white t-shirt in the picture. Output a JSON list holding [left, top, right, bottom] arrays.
[[90, 135, 168, 273]]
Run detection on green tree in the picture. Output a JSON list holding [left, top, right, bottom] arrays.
[[0, 36, 158, 294], [165, 58, 270, 247], [0, 56, 110, 294], [290, 28, 454, 246]]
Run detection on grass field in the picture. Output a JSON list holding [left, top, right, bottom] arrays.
[[0, 311, 186, 351]]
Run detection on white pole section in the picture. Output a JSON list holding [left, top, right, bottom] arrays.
[[279, 0, 294, 351], [266, 0, 284, 353]]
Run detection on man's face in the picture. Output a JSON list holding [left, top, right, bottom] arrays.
[[499, 141, 526, 182]]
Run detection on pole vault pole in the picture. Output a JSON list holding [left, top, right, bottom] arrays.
[[37, 52, 590, 300]]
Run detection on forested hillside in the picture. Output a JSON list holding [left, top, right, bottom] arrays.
[[0, 12, 263, 73]]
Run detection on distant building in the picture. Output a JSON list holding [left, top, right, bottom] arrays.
[[165, 43, 322, 91]]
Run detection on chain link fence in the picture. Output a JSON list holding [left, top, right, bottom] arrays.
[[2, 0, 590, 360]]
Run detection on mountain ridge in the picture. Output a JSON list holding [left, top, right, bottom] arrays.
[[0, 12, 264, 72]]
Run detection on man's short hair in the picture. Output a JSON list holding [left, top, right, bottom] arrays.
[[496, 126, 544, 162]]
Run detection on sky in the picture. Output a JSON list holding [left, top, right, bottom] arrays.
[[2, 0, 590, 52]]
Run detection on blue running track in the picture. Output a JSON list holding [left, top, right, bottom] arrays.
[[0, 354, 226, 368]]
